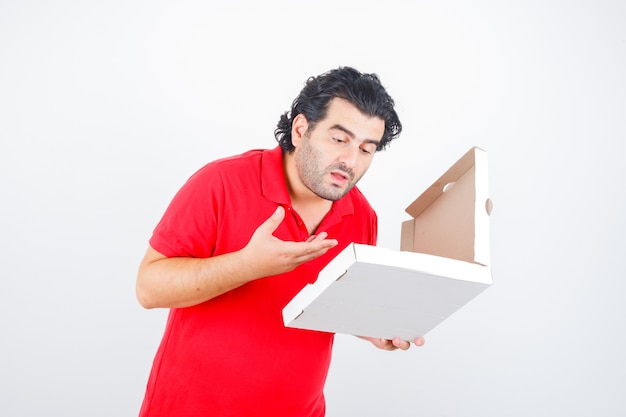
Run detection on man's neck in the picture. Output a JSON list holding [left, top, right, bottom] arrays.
[[283, 152, 333, 234]]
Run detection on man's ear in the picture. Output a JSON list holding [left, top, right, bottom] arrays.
[[291, 114, 309, 147]]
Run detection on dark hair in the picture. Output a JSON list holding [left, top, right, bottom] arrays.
[[274, 66, 402, 153]]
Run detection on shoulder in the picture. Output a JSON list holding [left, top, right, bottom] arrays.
[[193, 149, 265, 175], [182, 149, 267, 186]]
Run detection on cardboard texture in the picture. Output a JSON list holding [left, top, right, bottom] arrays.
[[282, 147, 493, 341]]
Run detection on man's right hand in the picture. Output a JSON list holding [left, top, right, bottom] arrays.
[[240, 206, 338, 278], [136, 206, 338, 309]]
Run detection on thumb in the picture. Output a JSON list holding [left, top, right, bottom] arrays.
[[259, 206, 285, 234]]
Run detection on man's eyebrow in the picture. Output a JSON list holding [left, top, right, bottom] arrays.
[[329, 124, 381, 145]]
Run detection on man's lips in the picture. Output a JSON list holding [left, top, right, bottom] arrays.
[[330, 171, 350, 184]]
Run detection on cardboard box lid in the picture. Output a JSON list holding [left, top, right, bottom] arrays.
[[282, 146, 493, 341], [401, 146, 491, 266]]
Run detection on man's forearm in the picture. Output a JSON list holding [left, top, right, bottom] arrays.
[[136, 247, 256, 309]]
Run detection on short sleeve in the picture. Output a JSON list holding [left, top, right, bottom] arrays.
[[149, 164, 224, 258]]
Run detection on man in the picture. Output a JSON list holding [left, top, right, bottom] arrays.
[[136, 66, 424, 416]]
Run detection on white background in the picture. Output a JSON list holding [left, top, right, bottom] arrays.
[[1, 1, 625, 416]]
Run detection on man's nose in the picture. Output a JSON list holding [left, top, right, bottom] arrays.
[[338, 145, 359, 169]]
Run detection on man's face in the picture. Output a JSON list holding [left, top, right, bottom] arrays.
[[292, 98, 385, 201]]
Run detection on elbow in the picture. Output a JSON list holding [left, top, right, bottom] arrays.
[[136, 293, 154, 310], [136, 247, 170, 309], [136, 287, 154, 309], [136, 275, 158, 309]]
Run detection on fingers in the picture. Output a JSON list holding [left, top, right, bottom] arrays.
[[376, 338, 397, 350], [245, 207, 338, 277], [364, 337, 403, 351], [367, 337, 425, 351], [262, 209, 334, 253], [289, 238, 338, 264], [299, 233, 336, 261], [390, 338, 411, 351], [306, 231, 328, 242]]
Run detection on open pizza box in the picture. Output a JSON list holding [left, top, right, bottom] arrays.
[[282, 147, 493, 341]]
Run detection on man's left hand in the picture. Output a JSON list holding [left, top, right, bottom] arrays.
[[359, 336, 425, 351]]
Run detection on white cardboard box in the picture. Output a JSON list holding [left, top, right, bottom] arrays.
[[282, 147, 493, 341]]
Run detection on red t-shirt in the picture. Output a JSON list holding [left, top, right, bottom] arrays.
[[139, 147, 377, 416]]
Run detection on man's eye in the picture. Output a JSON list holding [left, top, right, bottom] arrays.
[[332, 137, 345, 143], [361, 144, 377, 155]]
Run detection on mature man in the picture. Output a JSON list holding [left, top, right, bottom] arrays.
[[137, 66, 424, 416]]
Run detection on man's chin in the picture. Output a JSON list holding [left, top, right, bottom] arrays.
[[318, 184, 353, 201]]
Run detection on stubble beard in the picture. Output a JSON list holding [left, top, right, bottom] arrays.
[[295, 137, 357, 202]]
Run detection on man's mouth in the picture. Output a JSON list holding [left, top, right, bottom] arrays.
[[330, 170, 350, 185]]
